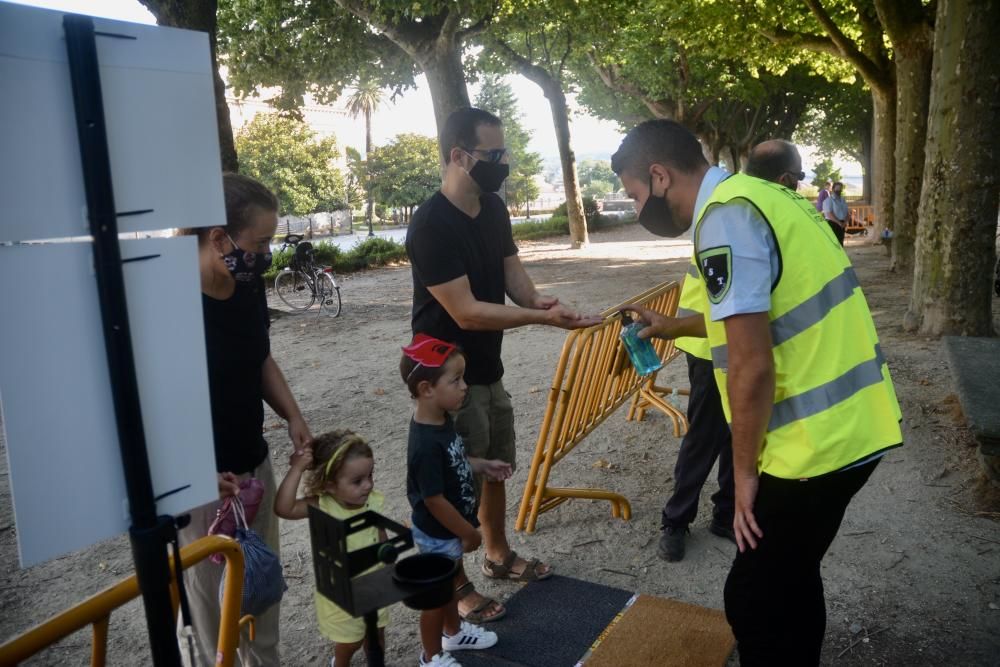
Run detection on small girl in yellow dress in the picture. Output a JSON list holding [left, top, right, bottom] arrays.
[[274, 430, 388, 666]]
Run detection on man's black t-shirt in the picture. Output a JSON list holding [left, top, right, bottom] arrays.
[[406, 416, 479, 539], [202, 278, 270, 475], [406, 191, 518, 386]]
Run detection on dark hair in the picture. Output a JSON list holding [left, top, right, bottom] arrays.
[[746, 139, 800, 182], [832, 181, 844, 190], [440, 107, 502, 164], [611, 119, 708, 179], [304, 430, 373, 496], [399, 346, 464, 398], [177, 172, 278, 239]]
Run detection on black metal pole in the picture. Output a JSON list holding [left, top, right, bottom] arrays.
[[63, 15, 181, 666], [363, 612, 384, 667]]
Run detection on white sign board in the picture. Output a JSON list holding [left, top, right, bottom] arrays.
[[0, 4, 225, 566], [0, 2, 224, 241], [0, 238, 219, 566]]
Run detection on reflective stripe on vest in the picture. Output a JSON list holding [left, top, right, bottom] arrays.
[[674, 261, 711, 360], [694, 174, 902, 479]]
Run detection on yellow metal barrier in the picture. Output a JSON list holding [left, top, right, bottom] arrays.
[[515, 281, 686, 533], [847, 205, 876, 235], [0, 535, 248, 667]]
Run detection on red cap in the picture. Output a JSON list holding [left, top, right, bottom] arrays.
[[402, 333, 457, 368]]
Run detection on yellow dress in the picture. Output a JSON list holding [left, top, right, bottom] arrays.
[[315, 490, 390, 643]]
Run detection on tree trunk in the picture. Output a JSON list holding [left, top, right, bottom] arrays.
[[725, 145, 741, 173], [139, 0, 237, 171], [870, 88, 896, 240], [492, 39, 587, 247], [364, 107, 374, 237], [903, 0, 1000, 336], [889, 35, 934, 273], [859, 112, 874, 201], [546, 85, 588, 248], [417, 41, 471, 164]]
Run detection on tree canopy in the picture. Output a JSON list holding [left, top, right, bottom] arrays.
[[234, 113, 347, 216], [366, 133, 440, 214], [474, 76, 543, 215]]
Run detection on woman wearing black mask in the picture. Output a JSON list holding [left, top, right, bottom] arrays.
[[178, 173, 312, 666]]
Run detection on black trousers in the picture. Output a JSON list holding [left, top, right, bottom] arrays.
[[662, 353, 734, 529], [724, 458, 880, 666]]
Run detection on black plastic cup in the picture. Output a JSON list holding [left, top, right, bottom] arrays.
[[392, 553, 459, 610]]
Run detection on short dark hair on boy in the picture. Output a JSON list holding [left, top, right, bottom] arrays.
[[400, 346, 464, 398], [440, 107, 502, 164], [611, 119, 708, 179]]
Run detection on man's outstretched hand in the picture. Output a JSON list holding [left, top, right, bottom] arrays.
[[544, 303, 604, 329]]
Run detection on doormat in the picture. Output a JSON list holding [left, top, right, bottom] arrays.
[[456, 577, 733, 667], [581, 594, 734, 667]]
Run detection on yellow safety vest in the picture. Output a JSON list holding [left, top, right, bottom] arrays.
[[693, 174, 902, 479], [674, 266, 711, 360]]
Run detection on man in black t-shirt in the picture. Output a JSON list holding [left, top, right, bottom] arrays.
[[407, 107, 600, 623]]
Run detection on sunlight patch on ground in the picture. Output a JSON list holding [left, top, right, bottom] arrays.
[[522, 236, 694, 263]]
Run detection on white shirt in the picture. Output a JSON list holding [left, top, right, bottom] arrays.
[[693, 171, 779, 322], [823, 194, 849, 223]]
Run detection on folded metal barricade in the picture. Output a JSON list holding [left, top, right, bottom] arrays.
[[0, 535, 251, 667], [515, 281, 688, 533]]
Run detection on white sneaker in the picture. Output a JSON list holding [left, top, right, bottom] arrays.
[[419, 650, 461, 666], [442, 621, 499, 651]]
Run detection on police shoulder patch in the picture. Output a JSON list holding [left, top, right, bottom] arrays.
[[699, 245, 733, 304]]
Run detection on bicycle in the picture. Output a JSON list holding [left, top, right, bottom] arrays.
[[273, 234, 342, 317]]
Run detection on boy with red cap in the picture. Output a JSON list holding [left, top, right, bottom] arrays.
[[400, 334, 513, 667]]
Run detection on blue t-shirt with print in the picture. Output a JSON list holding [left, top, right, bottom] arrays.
[[406, 416, 479, 539]]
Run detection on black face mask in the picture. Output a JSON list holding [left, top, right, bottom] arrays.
[[465, 154, 510, 193], [638, 174, 686, 237], [223, 235, 273, 283]]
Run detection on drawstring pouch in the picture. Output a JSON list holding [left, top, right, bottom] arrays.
[[219, 496, 287, 617]]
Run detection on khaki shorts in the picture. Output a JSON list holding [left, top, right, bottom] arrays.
[[454, 380, 516, 472]]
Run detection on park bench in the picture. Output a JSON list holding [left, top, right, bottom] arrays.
[[943, 336, 1000, 485]]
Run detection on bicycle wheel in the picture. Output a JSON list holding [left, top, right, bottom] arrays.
[[274, 270, 315, 311], [317, 271, 342, 317]]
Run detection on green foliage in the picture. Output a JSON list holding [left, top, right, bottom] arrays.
[[577, 160, 618, 188], [583, 180, 616, 198], [795, 79, 872, 163], [367, 133, 441, 209], [565, 0, 852, 161], [810, 158, 842, 188], [344, 146, 367, 209], [510, 208, 634, 241], [553, 196, 601, 226], [474, 76, 542, 213], [235, 113, 347, 216], [511, 216, 569, 240], [218, 0, 418, 112], [263, 237, 407, 281]]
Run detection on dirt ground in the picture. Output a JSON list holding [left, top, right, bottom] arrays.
[[2, 224, 999, 666]]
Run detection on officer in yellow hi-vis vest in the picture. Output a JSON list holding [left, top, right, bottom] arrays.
[[612, 120, 902, 667], [645, 200, 735, 563]]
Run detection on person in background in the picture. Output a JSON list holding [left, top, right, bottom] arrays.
[[178, 173, 313, 666], [822, 181, 849, 246], [816, 179, 832, 213], [745, 139, 804, 191]]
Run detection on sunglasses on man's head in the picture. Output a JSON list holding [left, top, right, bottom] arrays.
[[786, 170, 806, 181], [464, 147, 509, 163]]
